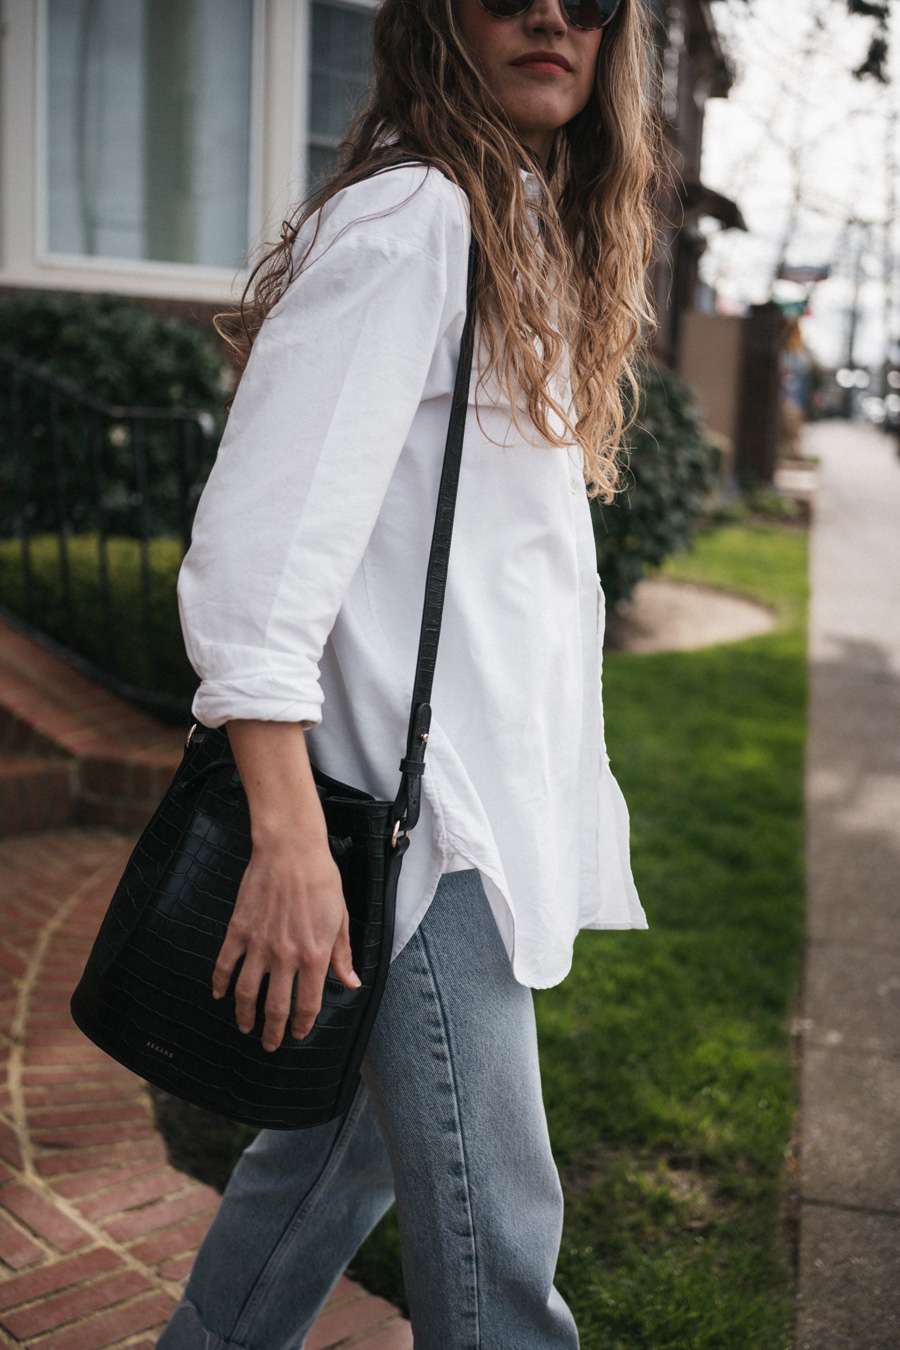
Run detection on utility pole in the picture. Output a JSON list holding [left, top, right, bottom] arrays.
[[884, 103, 898, 379], [844, 221, 867, 415], [876, 1, 899, 445], [884, 99, 900, 446]]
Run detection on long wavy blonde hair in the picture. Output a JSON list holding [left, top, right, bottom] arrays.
[[225, 0, 659, 499]]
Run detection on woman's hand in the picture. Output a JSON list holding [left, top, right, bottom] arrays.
[[211, 720, 360, 1052]]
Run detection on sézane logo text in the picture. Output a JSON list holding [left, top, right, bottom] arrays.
[[146, 1040, 174, 1059]]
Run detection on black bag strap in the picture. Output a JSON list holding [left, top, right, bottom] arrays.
[[342, 156, 478, 841], [392, 233, 479, 839]]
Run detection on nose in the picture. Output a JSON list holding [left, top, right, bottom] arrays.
[[522, 0, 568, 37]]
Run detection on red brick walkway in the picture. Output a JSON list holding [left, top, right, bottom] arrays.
[[0, 827, 411, 1350]]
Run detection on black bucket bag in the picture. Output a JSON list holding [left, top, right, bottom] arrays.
[[71, 225, 478, 1131]]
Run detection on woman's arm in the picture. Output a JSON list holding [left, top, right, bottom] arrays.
[[178, 171, 469, 733], [179, 172, 469, 1044], [211, 720, 360, 1053]]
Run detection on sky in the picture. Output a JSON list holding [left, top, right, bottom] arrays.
[[698, 0, 899, 370]]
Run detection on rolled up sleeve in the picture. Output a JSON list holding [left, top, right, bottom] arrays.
[[178, 185, 463, 728]]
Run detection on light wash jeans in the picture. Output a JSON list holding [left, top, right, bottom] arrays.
[[157, 869, 578, 1350]]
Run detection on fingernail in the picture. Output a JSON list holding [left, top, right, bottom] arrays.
[[238, 1023, 250, 1034], [212, 990, 222, 1000], [349, 972, 362, 988]]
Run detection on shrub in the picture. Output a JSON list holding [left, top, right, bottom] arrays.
[[0, 290, 228, 410], [593, 365, 721, 608], [0, 291, 226, 538]]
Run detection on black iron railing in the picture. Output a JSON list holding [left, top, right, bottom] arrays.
[[0, 346, 220, 720]]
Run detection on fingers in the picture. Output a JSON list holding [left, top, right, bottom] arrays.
[[212, 851, 352, 1048], [212, 928, 246, 1002], [289, 961, 328, 1043], [233, 954, 266, 1036], [330, 912, 361, 991], [224, 947, 330, 1049], [260, 968, 296, 1053]]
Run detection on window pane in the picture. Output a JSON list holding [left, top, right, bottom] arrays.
[[308, 1, 374, 187], [307, 143, 340, 189], [46, 0, 253, 268]]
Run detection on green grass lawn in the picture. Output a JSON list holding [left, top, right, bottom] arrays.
[[540, 525, 807, 1347], [148, 523, 808, 1347]]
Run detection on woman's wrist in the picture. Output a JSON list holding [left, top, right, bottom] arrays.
[[226, 718, 331, 854], [248, 804, 330, 854]]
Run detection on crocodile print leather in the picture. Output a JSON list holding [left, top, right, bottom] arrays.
[[70, 183, 478, 1131], [71, 724, 410, 1128]]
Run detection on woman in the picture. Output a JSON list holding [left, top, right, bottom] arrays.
[[161, 0, 655, 1344]]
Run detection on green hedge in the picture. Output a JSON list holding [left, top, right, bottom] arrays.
[[0, 290, 228, 410], [594, 366, 721, 608], [0, 291, 226, 539]]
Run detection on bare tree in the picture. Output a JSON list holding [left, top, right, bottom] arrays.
[[723, 0, 892, 79]]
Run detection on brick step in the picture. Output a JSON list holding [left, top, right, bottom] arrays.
[[0, 618, 183, 835], [0, 753, 74, 838]]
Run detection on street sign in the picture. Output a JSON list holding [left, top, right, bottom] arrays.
[[776, 264, 831, 285]]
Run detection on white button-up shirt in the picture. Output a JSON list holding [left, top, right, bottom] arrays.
[[178, 163, 647, 989]]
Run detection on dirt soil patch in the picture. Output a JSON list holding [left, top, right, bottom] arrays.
[[606, 577, 777, 654]]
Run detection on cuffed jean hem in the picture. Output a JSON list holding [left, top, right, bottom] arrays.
[[162, 1300, 235, 1350]]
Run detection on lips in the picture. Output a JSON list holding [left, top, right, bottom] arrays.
[[510, 50, 573, 72]]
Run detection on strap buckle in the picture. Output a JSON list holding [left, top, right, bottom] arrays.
[[391, 818, 408, 849]]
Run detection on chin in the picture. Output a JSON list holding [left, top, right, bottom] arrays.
[[506, 99, 573, 137]]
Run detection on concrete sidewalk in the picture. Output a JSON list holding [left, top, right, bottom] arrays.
[[798, 420, 900, 1349]]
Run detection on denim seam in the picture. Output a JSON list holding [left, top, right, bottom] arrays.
[[228, 1078, 372, 1348], [417, 918, 482, 1350]]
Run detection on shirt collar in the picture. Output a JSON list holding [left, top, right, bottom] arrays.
[[520, 168, 543, 202]]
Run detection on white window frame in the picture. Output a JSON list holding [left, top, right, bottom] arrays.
[[0, 0, 377, 303], [0, 0, 284, 303], [35, 0, 267, 279], [295, 0, 377, 193]]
